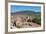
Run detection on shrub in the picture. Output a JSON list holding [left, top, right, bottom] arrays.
[[32, 17, 41, 25]]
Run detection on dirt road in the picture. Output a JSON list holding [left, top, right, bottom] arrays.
[[29, 22, 40, 28]]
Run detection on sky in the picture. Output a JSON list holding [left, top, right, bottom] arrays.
[[11, 5, 41, 13]]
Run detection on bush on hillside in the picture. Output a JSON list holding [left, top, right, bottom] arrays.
[[32, 17, 41, 25]]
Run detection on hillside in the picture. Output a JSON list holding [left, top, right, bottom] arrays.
[[11, 10, 41, 16]]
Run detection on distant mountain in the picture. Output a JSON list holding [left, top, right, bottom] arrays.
[[11, 10, 41, 16]]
